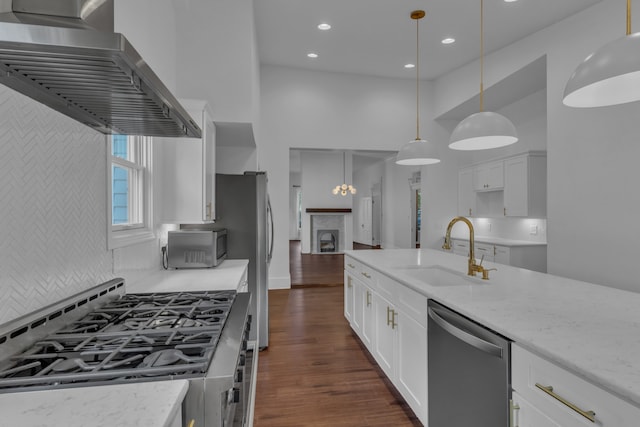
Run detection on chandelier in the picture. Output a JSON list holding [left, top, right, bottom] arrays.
[[332, 151, 356, 196]]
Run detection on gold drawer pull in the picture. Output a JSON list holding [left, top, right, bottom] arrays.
[[366, 291, 371, 307], [361, 272, 371, 279], [535, 383, 596, 422], [348, 263, 356, 269]]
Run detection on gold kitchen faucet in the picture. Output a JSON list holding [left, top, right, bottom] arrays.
[[442, 216, 496, 280]]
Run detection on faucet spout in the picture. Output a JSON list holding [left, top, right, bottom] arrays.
[[443, 216, 488, 278]]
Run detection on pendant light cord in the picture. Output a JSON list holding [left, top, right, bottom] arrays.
[[627, 0, 632, 35], [480, 0, 484, 112], [415, 14, 420, 140]]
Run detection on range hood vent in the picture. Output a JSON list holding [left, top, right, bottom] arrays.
[[0, 0, 201, 138]]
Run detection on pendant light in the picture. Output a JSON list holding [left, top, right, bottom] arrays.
[[448, 0, 518, 150], [332, 151, 356, 196], [396, 10, 440, 166], [563, 0, 640, 107]]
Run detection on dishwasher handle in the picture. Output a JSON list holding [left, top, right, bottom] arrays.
[[428, 307, 503, 359]]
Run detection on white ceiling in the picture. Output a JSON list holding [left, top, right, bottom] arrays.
[[255, 0, 601, 80]]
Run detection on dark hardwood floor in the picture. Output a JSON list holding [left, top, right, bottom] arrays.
[[289, 240, 344, 287], [253, 242, 420, 426]]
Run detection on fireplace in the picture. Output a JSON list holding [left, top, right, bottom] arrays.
[[317, 229, 339, 253]]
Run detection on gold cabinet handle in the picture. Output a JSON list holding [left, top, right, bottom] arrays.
[[347, 263, 356, 269], [347, 277, 352, 288], [386, 306, 391, 326], [504, 207, 507, 216], [391, 309, 397, 329], [535, 383, 596, 423], [366, 291, 371, 307], [188, 420, 195, 427], [509, 400, 520, 427], [206, 202, 212, 220], [361, 272, 371, 279]]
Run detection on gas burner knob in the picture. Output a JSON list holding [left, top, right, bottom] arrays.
[[242, 340, 247, 351], [236, 369, 243, 382], [232, 388, 241, 403], [239, 354, 246, 366]]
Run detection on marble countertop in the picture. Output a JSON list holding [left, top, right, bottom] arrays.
[[126, 259, 249, 293], [0, 380, 188, 427], [345, 248, 640, 408], [449, 236, 547, 246]]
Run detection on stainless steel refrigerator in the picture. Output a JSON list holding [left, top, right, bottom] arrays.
[[215, 172, 273, 349]]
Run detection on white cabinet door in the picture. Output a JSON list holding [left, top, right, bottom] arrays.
[[160, 100, 216, 223], [458, 168, 476, 216], [474, 161, 504, 191], [512, 392, 560, 427], [373, 293, 395, 379], [351, 276, 363, 336], [344, 271, 354, 323], [504, 155, 529, 217], [361, 284, 374, 350], [396, 310, 428, 423]]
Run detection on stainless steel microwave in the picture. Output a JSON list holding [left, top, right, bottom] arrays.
[[167, 229, 227, 268]]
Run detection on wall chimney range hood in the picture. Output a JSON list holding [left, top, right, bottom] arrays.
[[0, 0, 202, 138]]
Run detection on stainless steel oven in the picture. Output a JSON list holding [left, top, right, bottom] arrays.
[[0, 279, 254, 427]]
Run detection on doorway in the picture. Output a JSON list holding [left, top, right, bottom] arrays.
[[409, 172, 421, 249]]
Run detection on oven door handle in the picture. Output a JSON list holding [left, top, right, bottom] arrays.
[[428, 307, 503, 359]]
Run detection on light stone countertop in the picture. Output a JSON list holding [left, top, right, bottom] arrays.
[[345, 248, 640, 408], [450, 235, 547, 246], [0, 380, 189, 427], [1, 260, 248, 426], [126, 259, 249, 293]]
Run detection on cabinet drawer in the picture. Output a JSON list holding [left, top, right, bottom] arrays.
[[452, 239, 470, 256], [512, 344, 640, 427], [345, 256, 377, 290], [474, 242, 495, 262]]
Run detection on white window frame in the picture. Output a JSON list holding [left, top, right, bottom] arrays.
[[107, 135, 155, 249]]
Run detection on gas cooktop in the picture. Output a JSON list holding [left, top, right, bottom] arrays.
[[0, 289, 236, 391]]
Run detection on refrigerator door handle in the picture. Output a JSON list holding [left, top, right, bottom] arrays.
[[267, 195, 274, 263]]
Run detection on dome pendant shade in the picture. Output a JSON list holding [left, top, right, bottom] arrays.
[[563, 33, 640, 107], [396, 139, 441, 165], [448, 111, 518, 150]]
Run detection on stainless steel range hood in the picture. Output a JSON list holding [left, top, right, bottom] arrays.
[[0, 0, 201, 138]]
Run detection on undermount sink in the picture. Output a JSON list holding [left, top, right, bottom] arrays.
[[393, 264, 487, 287]]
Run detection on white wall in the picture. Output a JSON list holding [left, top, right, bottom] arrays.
[[299, 151, 353, 253], [114, 0, 177, 92], [259, 65, 444, 288], [432, 0, 640, 292], [174, 0, 260, 125]]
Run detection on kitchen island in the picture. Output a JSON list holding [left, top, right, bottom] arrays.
[[345, 248, 640, 424], [0, 380, 189, 427]]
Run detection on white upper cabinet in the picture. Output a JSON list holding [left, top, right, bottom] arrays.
[[458, 152, 546, 218], [458, 167, 476, 217], [504, 153, 547, 218], [159, 100, 216, 223], [474, 160, 504, 191]]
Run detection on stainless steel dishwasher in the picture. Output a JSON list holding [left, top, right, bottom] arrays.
[[428, 300, 511, 427]]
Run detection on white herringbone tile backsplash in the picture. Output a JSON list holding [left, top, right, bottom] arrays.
[[0, 86, 114, 326]]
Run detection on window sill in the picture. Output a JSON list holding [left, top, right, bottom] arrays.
[[108, 227, 156, 250]]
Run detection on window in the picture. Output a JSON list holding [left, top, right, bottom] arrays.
[[107, 135, 154, 248]]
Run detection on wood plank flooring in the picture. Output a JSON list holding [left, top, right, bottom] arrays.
[[289, 240, 344, 287], [254, 243, 420, 426]]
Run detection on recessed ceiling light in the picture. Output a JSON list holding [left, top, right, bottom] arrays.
[[318, 23, 331, 30], [441, 38, 456, 44], [307, 53, 318, 58], [404, 63, 415, 69]]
